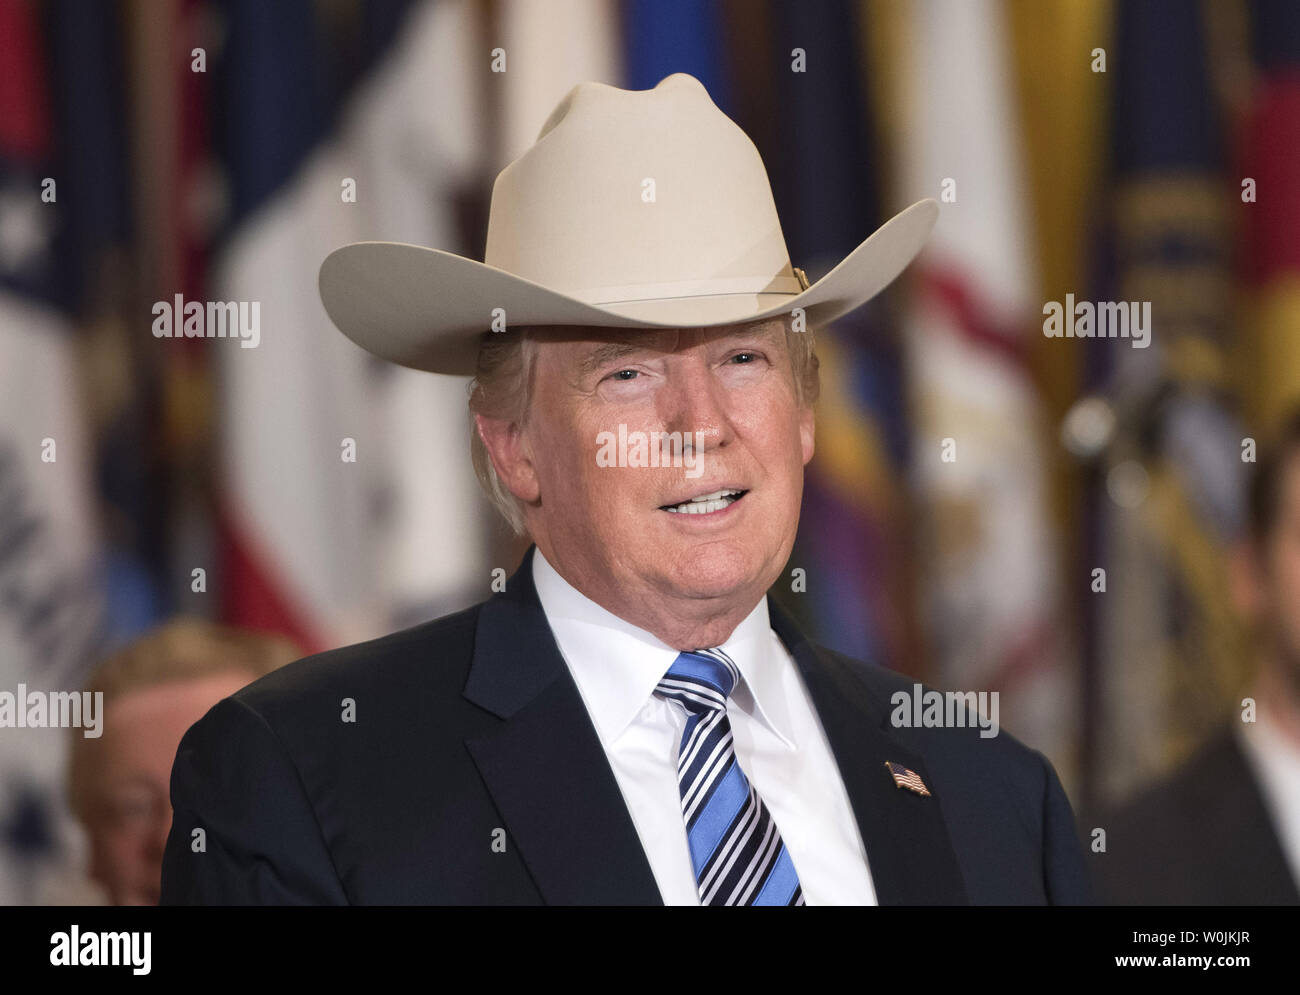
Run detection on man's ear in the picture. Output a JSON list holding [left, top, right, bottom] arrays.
[[799, 403, 815, 466], [476, 414, 541, 503]]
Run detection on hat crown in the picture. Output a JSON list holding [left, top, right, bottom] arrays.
[[484, 73, 798, 307]]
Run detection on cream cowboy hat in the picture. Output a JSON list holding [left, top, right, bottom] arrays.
[[319, 72, 937, 377]]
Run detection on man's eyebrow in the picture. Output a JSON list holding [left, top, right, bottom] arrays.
[[574, 321, 784, 377], [576, 340, 652, 376]]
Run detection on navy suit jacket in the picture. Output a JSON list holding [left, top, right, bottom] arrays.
[[161, 547, 1092, 905], [1090, 724, 1300, 905]]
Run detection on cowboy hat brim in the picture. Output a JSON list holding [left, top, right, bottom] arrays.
[[318, 198, 938, 377]]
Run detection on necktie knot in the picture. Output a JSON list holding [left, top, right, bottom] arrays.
[[653, 645, 805, 905], [655, 649, 738, 716]]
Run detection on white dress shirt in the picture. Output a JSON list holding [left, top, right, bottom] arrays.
[[1236, 706, 1300, 891], [532, 548, 878, 905]]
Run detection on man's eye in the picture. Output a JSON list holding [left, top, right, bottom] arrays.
[[609, 369, 639, 381], [730, 352, 757, 364]]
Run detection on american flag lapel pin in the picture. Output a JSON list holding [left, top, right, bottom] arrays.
[[885, 761, 931, 797]]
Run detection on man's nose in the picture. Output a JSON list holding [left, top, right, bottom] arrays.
[[659, 362, 733, 450]]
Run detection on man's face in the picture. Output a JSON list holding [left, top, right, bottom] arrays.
[[84, 671, 256, 905], [501, 318, 814, 629]]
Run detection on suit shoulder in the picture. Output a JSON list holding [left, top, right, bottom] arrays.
[[231, 601, 484, 718], [1102, 726, 1237, 825], [1086, 724, 1300, 903], [809, 644, 1089, 902], [813, 644, 1048, 774]]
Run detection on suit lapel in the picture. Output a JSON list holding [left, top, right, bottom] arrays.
[[769, 598, 970, 904], [462, 547, 662, 905]]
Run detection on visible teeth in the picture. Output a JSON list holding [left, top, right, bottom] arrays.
[[689, 489, 739, 502], [664, 489, 743, 514]]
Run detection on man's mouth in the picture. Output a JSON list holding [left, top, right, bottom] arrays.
[[659, 488, 748, 515]]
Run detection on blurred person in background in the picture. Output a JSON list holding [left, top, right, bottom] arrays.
[[1093, 410, 1300, 905], [66, 619, 299, 905]]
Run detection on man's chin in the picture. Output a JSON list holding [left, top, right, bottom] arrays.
[[655, 543, 767, 602]]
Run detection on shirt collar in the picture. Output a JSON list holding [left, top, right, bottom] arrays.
[[531, 548, 796, 749], [1238, 703, 1300, 789]]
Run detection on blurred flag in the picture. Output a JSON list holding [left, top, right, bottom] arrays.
[[496, 0, 622, 164], [212, 0, 491, 650], [622, 0, 727, 105], [1239, 0, 1300, 430], [733, 0, 923, 675], [348, 0, 495, 629], [0, 0, 106, 903], [1086, 0, 1247, 805], [1003, 0, 1114, 806], [1006, 0, 1113, 442], [894, 0, 1074, 765]]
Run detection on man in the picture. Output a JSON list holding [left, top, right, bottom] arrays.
[[68, 619, 298, 904], [1092, 412, 1300, 905], [162, 73, 1090, 905]]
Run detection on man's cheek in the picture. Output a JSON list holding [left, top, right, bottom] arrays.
[[575, 463, 638, 522]]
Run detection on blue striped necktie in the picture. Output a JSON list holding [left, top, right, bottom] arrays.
[[655, 648, 805, 906]]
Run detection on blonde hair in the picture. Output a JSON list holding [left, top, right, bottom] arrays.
[[467, 317, 820, 535], [67, 618, 301, 823]]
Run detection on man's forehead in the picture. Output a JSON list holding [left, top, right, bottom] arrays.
[[534, 318, 786, 359]]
